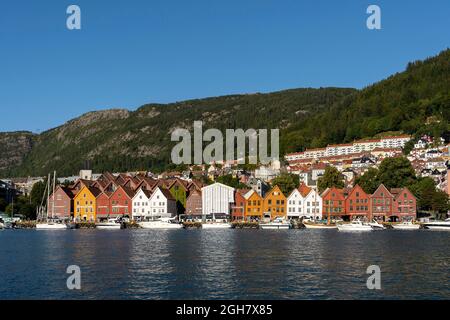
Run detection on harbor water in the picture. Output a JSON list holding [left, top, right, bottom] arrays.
[[0, 229, 449, 300]]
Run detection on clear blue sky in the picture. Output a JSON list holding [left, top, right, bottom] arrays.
[[1, 0, 449, 133]]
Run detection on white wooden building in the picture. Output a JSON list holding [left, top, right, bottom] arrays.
[[132, 188, 152, 221], [149, 187, 177, 218], [201, 183, 235, 216]]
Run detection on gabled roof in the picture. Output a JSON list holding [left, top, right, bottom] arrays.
[[263, 185, 285, 199], [390, 187, 416, 200], [370, 184, 394, 198], [74, 185, 102, 198], [244, 189, 262, 200], [157, 187, 175, 201], [133, 187, 152, 199], [201, 182, 235, 191], [298, 183, 312, 197], [168, 178, 189, 191]]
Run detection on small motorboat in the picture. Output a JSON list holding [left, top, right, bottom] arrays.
[[423, 218, 450, 231], [201, 222, 232, 229], [139, 217, 183, 229], [36, 218, 69, 230], [368, 220, 386, 230], [337, 220, 373, 232], [302, 220, 338, 229], [259, 218, 291, 230], [392, 221, 421, 230], [96, 218, 123, 230]]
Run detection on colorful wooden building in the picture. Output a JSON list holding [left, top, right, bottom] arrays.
[[321, 187, 346, 220], [244, 189, 263, 220], [47, 186, 75, 220], [370, 184, 394, 221], [345, 184, 370, 220], [74, 186, 102, 222], [263, 185, 286, 220]]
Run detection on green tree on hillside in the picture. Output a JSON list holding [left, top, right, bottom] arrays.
[[270, 174, 299, 195], [355, 167, 380, 194], [377, 157, 416, 188], [317, 167, 344, 193]]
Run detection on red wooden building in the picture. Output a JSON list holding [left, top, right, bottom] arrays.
[[345, 185, 370, 220], [185, 189, 202, 216], [322, 187, 346, 219], [391, 187, 417, 221], [370, 184, 394, 221], [109, 185, 134, 218], [47, 186, 75, 220], [96, 191, 112, 221], [231, 190, 247, 221]]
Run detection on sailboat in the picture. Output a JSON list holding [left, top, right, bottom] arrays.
[[36, 172, 68, 230]]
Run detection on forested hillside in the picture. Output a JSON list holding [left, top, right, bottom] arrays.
[[0, 88, 353, 177], [1, 48, 449, 178]]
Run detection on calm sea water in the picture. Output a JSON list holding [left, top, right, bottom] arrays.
[[0, 229, 449, 300]]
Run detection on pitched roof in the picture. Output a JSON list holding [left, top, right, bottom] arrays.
[[298, 183, 312, 197], [159, 187, 175, 201]]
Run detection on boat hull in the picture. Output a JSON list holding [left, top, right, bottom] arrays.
[[96, 223, 122, 230], [202, 223, 232, 229], [259, 223, 290, 230], [423, 224, 450, 231], [139, 221, 183, 229], [303, 223, 337, 229], [392, 224, 421, 230], [337, 225, 372, 231], [36, 223, 68, 230]]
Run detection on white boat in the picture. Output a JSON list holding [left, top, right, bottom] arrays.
[[302, 221, 338, 229], [259, 218, 291, 230], [423, 218, 450, 231], [36, 172, 69, 231], [392, 221, 421, 230], [368, 220, 386, 230], [36, 220, 69, 230], [139, 217, 183, 229], [337, 220, 373, 232], [201, 222, 232, 229], [96, 218, 122, 230]]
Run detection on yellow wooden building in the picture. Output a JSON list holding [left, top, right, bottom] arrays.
[[244, 190, 263, 220], [263, 185, 287, 220], [74, 186, 101, 222]]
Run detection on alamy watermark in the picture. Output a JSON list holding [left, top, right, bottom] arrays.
[[67, 5, 81, 30], [367, 5, 381, 30], [66, 265, 81, 290], [171, 121, 279, 165], [366, 265, 381, 290]]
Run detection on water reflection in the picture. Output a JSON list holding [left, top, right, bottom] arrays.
[[0, 229, 449, 299]]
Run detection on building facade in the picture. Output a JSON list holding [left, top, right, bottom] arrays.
[[201, 183, 235, 216]]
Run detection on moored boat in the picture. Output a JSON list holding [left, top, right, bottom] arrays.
[[302, 221, 338, 229], [36, 172, 69, 231], [423, 218, 450, 231], [201, 222, 232, 229], [96, 218, 123, 230], [392, 221, 421, 230], [368, 220, 386, 230], [139, 217, 183, 229], [337, 220, 373, 232], [259, 218, 291, 230]]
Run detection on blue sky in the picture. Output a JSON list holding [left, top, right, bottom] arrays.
[[1, 0, 449, 133]]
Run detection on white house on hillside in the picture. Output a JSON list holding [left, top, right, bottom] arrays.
[[287, 185, 322, 220], [132, 188, 152, 221], [149, 187, 177, 218], [202, 183, 235, 216]]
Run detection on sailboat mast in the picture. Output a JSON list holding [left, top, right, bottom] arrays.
[[46, 173, 50, 220], [52, 171, 56, 219]]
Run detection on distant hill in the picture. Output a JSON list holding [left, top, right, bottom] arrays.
[[0, 88, 353, 177], [1, 48, 449, 178]]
